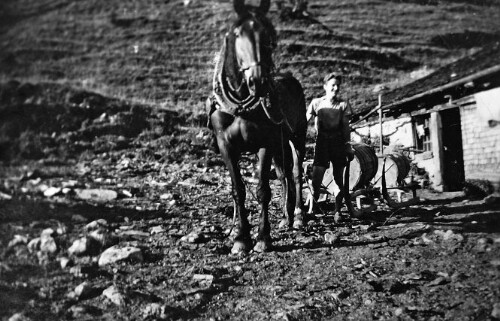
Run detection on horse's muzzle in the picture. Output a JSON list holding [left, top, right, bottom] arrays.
[[246, 73, 269, 98]]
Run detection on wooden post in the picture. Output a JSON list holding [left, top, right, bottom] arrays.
[[430, 112, 445, 191], [410, 112, 418, 150], [373, 85, 387, 155], [378, 93, 383, 154]]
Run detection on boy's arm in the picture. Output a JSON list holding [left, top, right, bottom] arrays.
[[343, 101, 355, 161], [342, 101, 353, 143], [306, 99, 316, 122]]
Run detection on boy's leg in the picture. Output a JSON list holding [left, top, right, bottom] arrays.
[[332, 164, 345, 213], [311, 137, 328, 215], [311, 165, 327, 212], [331, 148, 348, 223]]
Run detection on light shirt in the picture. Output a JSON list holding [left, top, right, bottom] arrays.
[[307, 96, 352, 138]]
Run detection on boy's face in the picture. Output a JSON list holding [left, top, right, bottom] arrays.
[[324, 78, 340, 99]]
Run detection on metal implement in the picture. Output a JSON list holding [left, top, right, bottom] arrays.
[[303, 144, 420, 218]]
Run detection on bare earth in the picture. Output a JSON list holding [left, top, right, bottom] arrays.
[[1, 84, 500, 320]]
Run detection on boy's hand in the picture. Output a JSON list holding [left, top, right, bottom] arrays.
[[345, 143, 355, 162]]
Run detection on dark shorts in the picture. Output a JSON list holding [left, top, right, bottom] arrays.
[[313, 135, 347, 168]]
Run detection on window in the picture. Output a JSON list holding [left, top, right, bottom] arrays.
[[422, 118, 432, 152], [414, 116, 432, 152]]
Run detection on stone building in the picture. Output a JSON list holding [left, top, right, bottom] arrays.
[[350, 42, 500, 192]]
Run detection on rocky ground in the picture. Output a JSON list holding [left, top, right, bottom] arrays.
[[2, 1, 500, 320], [1, 82, 500, 321]]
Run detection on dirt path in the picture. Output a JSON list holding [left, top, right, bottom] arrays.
[[1, 165, 500, 320]]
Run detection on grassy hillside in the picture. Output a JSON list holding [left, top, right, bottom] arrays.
[[1, 0, 500, 112]]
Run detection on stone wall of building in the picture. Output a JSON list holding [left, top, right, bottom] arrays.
[[352, 87, 500, 191]]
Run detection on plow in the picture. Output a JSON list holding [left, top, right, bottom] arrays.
[[303, 142, 420, 219]]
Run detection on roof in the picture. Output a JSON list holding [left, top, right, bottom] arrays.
[[352, 41, 500, 122]]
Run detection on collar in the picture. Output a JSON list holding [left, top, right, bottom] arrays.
[[322, 95, 341, 105]]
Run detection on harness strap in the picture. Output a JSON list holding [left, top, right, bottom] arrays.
[[239, 61, 267, 72], [212, 35, 260, 115]]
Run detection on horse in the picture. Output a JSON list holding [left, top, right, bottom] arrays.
[[208, 0, 307, 254]]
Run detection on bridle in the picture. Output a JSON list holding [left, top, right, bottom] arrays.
[[212, 0, 280, 118], [234, 18, 273, 77], [234, 18, 277, 104], [239, 61, 267, 72]]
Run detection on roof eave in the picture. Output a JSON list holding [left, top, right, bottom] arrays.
[[382, 64, 500, 113]]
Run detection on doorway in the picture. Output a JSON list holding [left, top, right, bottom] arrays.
[[440, 108, 465, 191]]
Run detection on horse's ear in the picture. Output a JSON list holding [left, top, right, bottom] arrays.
[[258, 0, 270, 14], [233, 0, 247, 17]]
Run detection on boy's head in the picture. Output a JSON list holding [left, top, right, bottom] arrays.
[[323, 72, 342, 98], [323, 72, 342, 85]]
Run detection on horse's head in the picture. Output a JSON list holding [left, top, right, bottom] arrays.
[[232, 0, 276, 97]]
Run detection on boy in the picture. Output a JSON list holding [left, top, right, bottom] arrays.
[[307, 72, 354, 220]]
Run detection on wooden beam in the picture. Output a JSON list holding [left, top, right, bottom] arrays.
[[404, 95, 476, 117], [352, 95, 475, 128]]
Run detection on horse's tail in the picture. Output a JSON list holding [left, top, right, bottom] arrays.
[[273, 73, 307, 159], [292, 81, 307, 160], [295, 95, 307, 161]]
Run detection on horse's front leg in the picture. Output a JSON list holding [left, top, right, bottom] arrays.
[[218, 144, 252, 254], [253, 148, 273, 253]]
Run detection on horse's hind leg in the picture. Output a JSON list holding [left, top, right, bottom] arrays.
[[290, 140, 305, 229], [274, 141, 301, 230], [253, 148, 273, 253]]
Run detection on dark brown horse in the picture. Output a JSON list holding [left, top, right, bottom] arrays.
[[208, 0, 307, 254]]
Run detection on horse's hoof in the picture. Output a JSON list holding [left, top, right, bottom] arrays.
[[293, 208, 305, 229], [293, 219, 304, 230], [253, 240, 271, 253], [231, 240, 251, 255], [334, 212, 341, 224], [305, 213, 318, 223], [278, 218, 289, 230]]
